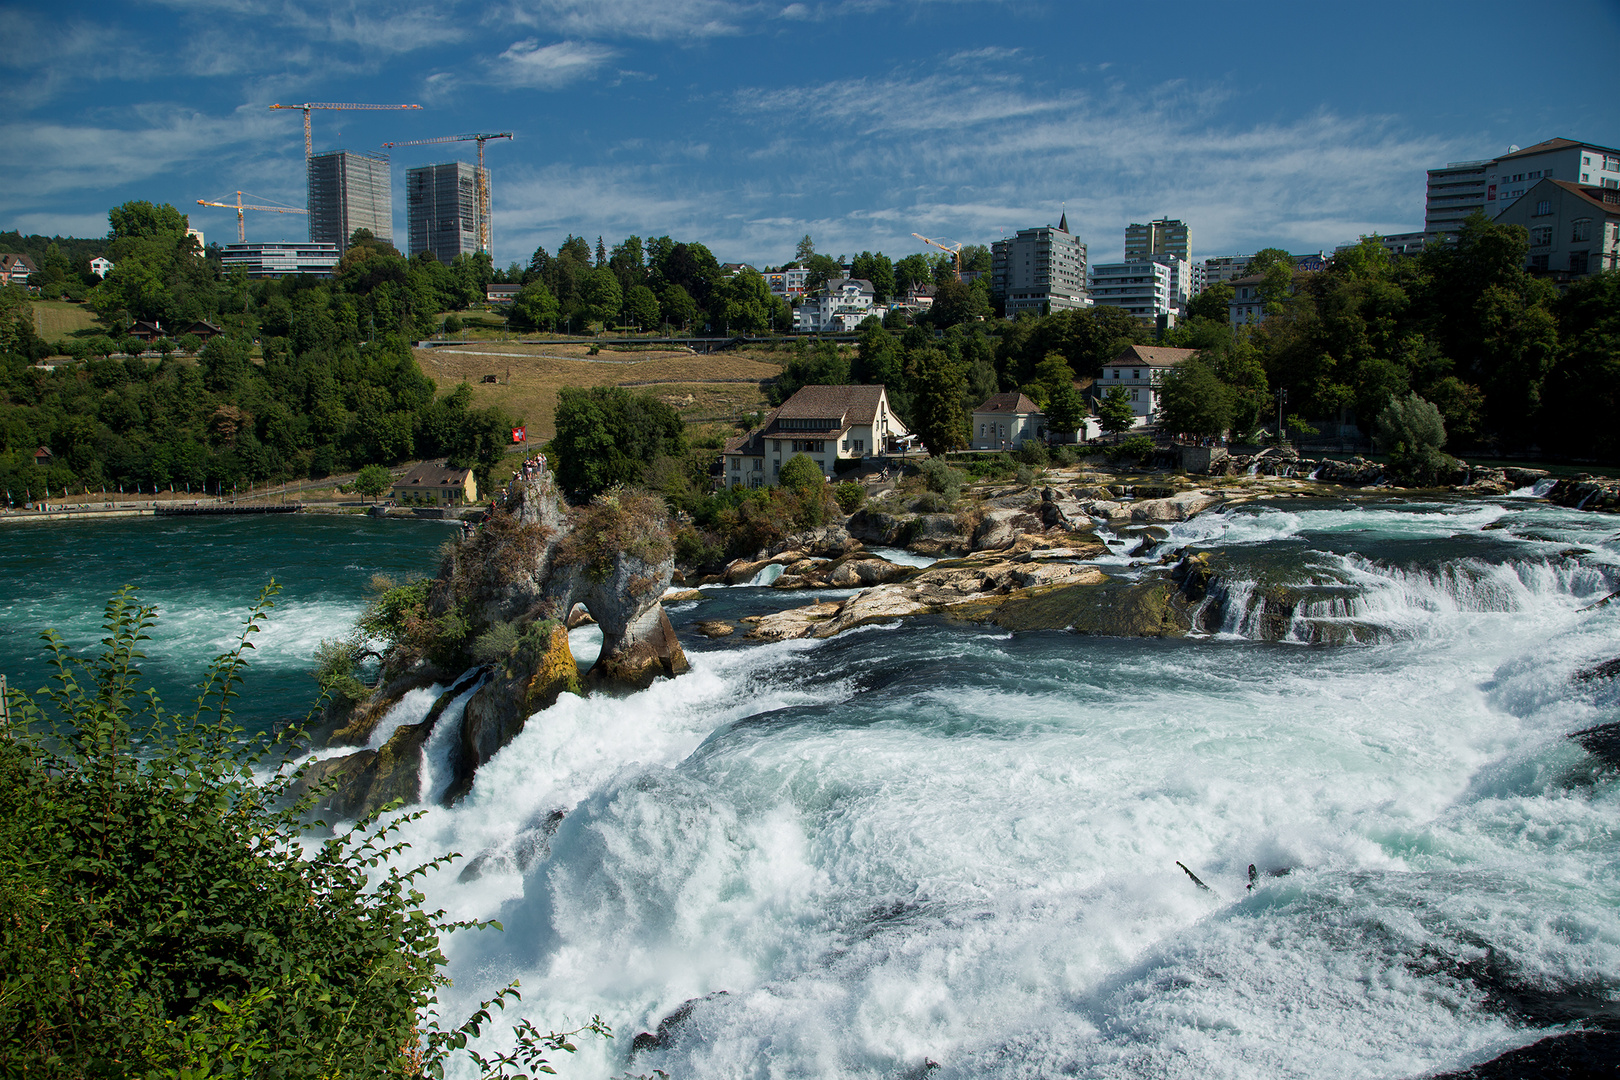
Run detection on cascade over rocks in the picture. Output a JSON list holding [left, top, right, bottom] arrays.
[[305, 468, 689, 812]]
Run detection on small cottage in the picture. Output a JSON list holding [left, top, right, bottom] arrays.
[[390, 462, 478, 505]]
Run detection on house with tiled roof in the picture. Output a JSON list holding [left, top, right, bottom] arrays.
[[0, 254, 38, 287], [390, 462, 478, 505], [721, 384, 907, 488], [1098, 345, 1200, 426], [1493, 178, 1620, 279], [794, 279, 879, 332], [971, 392, 1045, 451]]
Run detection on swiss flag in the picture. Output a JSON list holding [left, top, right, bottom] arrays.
[[512, 426, 526, 444]]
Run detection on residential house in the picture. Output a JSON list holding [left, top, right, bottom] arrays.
[[0, 254, 38, 286], [390, 462, 478, 505], [721, 384, 908, 488], [34, 446, 52, 467], [971, 393, 1044, 451], [794, 278, 879, 332], [1229, 274, 1266, 326], [1097, 345, 1199, 425], [1492, 178, 1620, 278], [486, 283, 521, 304], [126, 320, 165, 342], [89, 257, 114, 278], [901, 283, 936, 310], [180, 320, 223, 342]]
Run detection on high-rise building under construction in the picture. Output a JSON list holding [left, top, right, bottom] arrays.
[[308, 150, 392, 248], [407, 161, 483, 264]]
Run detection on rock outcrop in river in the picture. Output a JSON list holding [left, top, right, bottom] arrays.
[[297, 468, 688, 816]]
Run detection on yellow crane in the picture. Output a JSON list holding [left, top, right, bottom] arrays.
[[912, 232, 964, 280], [269, 102, 422, 161], [380, 132, 513, 257], [195, 192, 308, 242]]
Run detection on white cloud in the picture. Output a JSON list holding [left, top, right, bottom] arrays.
[[0, 105, 292, 222], [726, 70, 1462, 258], [499, 0, 762, 40], [493, 38, 620, 87]]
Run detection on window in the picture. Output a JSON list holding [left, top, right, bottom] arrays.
[[1531, 226, 1553, 247], [1572, 218, 1592, 243], [1604, 178, 1619, 190], [1132, 370, 1140, 380], [1530, 254, 1550, 272], [1534, 200, 1553, 216], [752, 459, 762, 471], [1583, 155, 1592, 165], [854, 439, 863, 453], [1607, 156, 1620, 172], [1570, 251, 1590, 274], [1130, 389, 1139, 402], [731, 458, 740, 471]]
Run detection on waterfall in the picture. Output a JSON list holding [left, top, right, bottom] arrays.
[[748, 562, 785, 586]]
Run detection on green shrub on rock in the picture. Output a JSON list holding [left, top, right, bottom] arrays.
[[834, 481, 866, 513]]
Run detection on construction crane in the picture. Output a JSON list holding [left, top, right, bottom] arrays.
[[269, 102, 422, 161], [912, 232, 964, 280], [380, 132, 513, 257], [195, 192, 308, 242]]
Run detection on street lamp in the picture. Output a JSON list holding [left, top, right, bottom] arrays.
[[1275, 388, 1288, 445]]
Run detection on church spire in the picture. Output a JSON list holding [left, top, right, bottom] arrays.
[[1058, 211, 1069, 233]]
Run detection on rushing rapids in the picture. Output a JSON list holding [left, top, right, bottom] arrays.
[[2, 491, 1616, 1078]]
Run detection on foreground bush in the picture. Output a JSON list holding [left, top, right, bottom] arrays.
[[0, 586, 602, 1078]]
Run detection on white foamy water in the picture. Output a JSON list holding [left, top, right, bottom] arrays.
[[359, 496, 1620, 1079]]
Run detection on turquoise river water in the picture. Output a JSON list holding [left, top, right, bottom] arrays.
[[2, 492, 1617, 1079]]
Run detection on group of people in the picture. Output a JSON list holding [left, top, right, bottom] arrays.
[[518, 452, 548, 480]]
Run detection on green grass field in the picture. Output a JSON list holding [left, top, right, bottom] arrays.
[[32, 301, 105, 341]]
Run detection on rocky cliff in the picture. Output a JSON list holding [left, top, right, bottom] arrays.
[[297, 469, 688, 818]]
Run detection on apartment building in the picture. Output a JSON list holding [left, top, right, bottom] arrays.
[[1425, 137, 1620, 235], [991, 214, 1088, 318], [1124, 218, 1191, 263], [1088, 259, 1177, 325]]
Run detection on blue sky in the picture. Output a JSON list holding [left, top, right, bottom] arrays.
[[5, 0, 1619, 269]]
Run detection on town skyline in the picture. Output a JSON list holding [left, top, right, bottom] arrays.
[[5, 0, 1619, 267]]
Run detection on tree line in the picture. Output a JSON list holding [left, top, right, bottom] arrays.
[[1154, 218, 1620, 462], [1, 202, 515, 503]]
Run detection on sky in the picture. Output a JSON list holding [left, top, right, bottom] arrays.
[[5, 0, 1619, 271]]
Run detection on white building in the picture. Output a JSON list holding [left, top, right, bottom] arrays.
[[89, 257, 114, 278], [1493, 179, 1620, 278], [764, 268, 810, 298], [220, 242, 341, 279], [1425, 137, 1620, 236], [1097, 345, 1198, 425], [721, 384, 907, 487], [991, 214, 1089, 318], [794, 278, 879, 332], [971, 393, 1044, 451], [1228, 274, 1266, 326], [1088, 259, 1178, 325]]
